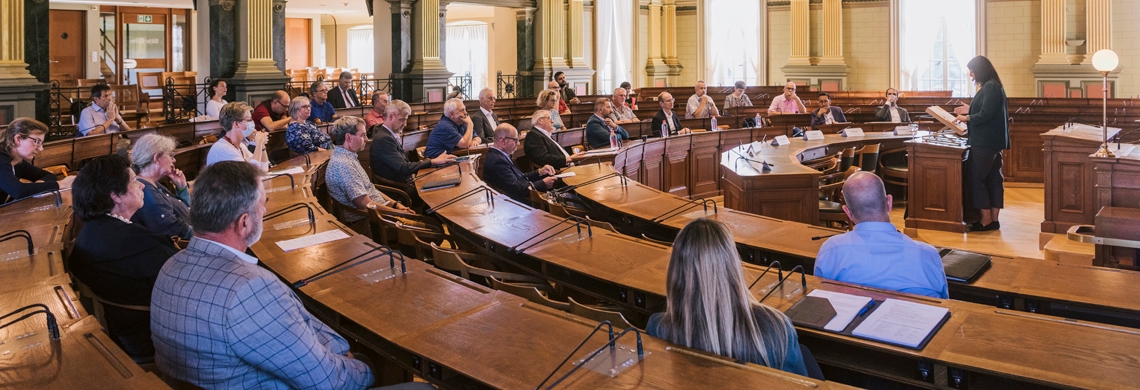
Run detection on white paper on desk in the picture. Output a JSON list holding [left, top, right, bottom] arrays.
[[806, 289, 874, 332], [851, 298, 949, 348], [554, 172, 576, 178], [269, 166, 306, 176], [276, 230, 350, 252], [584, 147, 618, 156]]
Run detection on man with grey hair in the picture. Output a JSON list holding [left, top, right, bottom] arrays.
[[526, 109, 584, 169], [814, 172, 948, 298], [327, 116, 413, 224], [364, 91, 391, 131], [151, 161, 375, 388], [609, 87, 639, 124], [483, 123, 557, 203], [425, 98, 481, 158], [371, 100, 455, 205], [685, 80, 720, 119], [329, 71, 359, 109], [308, 80, 337, 124], [469, 88, 499, 143]]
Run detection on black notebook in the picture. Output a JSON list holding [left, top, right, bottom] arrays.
[[787, 290, 950, 351], [940, 249, 992, 283], [422, 177, 461, 191]]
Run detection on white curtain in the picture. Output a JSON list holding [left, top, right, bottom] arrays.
[[347, 27, 375, 73], [446, 23, 489, 94], [704, 0, 759, 86], [596, 0, 632, 92], [900, 0, 975, 97]]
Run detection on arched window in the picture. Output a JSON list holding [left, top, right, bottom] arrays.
[[704, 0, 760, 86], [446, 22, 489, 94], [596, 0, 633, 92], [900, 0, 975, 96], [347, 26, 374, 73]]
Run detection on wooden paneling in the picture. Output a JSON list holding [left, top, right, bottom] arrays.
[[49, 10, 86, 80], [906, 142, 968, 233], [285, 18, 312, 69], [640, 141, 665, 190], [663, 137, 690, 196], [1041, 130, 1104, 234]]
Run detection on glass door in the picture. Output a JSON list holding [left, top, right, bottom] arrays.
[[122, 13, 167, 94]]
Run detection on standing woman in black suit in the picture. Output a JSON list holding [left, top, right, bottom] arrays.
[[954, 56, 1009, 232]]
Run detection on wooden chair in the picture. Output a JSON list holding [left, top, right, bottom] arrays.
[[855, 143, 881, 174], [879, 147, 908, 204], [568, 296, 636, 329], [74, 280, 152, 363], [489, 277, 570, 311], [431, 243, 545, 287], [818, 166, 860, 229], [837, 147, 856, 172]]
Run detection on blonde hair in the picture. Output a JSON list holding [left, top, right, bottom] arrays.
[[659, 218, 795, 368], [536, 89, 559, 109]]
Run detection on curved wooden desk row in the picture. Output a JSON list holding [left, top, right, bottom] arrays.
[[246, 151, 851, 389], [413, 161, 1140, 389], [560, 130, 1140, 329]]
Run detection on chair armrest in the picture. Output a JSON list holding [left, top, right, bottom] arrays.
[[373, 183, 412, 206], [466, 267, 548, 285]]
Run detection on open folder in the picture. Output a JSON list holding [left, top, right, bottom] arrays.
[[786, 289, 951, 350]]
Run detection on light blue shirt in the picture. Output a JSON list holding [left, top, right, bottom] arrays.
[[77, 103, 120, 136], [814, 222, 949, 298]]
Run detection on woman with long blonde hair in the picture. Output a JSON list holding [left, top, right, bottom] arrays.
[[647, 218, 809, 376]]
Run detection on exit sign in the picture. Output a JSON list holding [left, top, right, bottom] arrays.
[[137, 15, 152, 23]]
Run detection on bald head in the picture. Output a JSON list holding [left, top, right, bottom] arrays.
[[547, 81, 560, 91], [841, 172, 892, 223]]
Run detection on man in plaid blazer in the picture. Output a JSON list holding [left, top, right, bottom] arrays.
[[150, 161, 373, 389]]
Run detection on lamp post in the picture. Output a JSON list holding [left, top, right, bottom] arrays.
[[1092, 49, 1119, 158]]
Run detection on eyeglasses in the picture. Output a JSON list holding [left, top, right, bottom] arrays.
[[22, 136, 43, 146], [301, 105, 311, 109], [784, 87, 796, 91], [661, 99, 675, 103], [501, 137, 519, 142], [315, 89, 328, 93], [887, 92, 898, 96]]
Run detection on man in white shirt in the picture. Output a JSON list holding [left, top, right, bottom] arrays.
[[685, 80, 720, 119], [469, 88, 499, 143], [874, 88, 912, 123], [78, 84, 132, 136], [526, 109, 585, 169], [768, 82, 808, 115]]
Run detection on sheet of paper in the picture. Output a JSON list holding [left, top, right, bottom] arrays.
[[269, 166, 306, 176], [851, 298, 950, 348], [806, 289, 874, 332], [276, 230, 350, 252], [554, 172, 576, 178], [584, 147, 618, 156]]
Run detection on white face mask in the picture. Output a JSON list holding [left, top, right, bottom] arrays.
[[242, 120, 256, 138]]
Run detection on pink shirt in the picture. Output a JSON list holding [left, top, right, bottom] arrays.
[[768, 95, 801, 114], [364, 109, 384, 129]]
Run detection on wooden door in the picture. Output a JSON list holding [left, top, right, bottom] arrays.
[[50, 10, 86, 82], [285, 18, 312, 70]]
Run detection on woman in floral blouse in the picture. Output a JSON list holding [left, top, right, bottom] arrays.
[[285, 96, 332, 154]]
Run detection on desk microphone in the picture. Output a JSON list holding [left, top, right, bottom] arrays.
[[811, 234, 838, 241], [748, 261, 783, 290], [262, 173, 295, 189], [292, 245, 405, 288], [758, 265, 807, 303], [0, 304, 59, 341], [537, 325, 645, 390], [0, 230, 33, 255]]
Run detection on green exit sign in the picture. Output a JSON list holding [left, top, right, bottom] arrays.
[[137, 15, 153, 23]]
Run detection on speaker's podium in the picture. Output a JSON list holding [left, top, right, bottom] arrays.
[[905, 107, 971, 234]]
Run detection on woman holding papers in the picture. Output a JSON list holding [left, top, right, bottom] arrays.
[[646, 218, 813, 377], [954, 56, 1010, 232], [69, 154, 179, 360]]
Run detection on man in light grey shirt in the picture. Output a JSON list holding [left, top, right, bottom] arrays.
[[78, 84, 132, 136]]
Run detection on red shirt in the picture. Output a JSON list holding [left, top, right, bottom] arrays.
[[558, 99, 570, 114], [252, 100, 283, 131]]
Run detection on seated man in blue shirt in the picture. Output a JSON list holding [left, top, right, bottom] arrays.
[[307, 81, 337, 124], [425, 98, 482, 158], [814, 172, 949, 298], [585, 98, 629, 149]]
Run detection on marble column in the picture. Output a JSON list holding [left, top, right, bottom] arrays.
[[209, 0, 238, 81], [1037, 0, 1068, 65], [0, 0, 49, 123], [272, 0, 287, 72], [662, 0, 681, 75], [787, 0, 811, 66], [565, 0, 587, 68], [645, 0, 664, 70], [550, 0, 566, 66], [403, 0, 451, 102], [516, 7, 538, 97], [818, 0, 845, 66], [230, 0, 289, 104], [1083, 0, 1111, 64]]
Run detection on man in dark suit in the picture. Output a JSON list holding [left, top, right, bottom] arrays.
[[483, 124, 557, 204], [810, 92, 848, 130], [468, 88, 498, 144], [585, 98, 630, 149], [525, 109, 585, 169], [874, 88, 912, 123], [370, 100, 456, 200], [328, 71, 360, 109], [650, 92, 691, 137]]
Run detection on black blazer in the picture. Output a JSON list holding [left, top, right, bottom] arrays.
[[0, 151, 58, 203], [328, 85, 360, 109], [483, 148, 549, 204], [524, 128, 570, 169], [966, 80, 1010, 150], [809, 106, 848, 130], [651, 110, 683, 137], [585, 115, 629, 149], [874, 105, 912, 123], [370, 125, 432, 184], [468, 108, 498, 143]]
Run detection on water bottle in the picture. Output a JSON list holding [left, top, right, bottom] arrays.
[[710, 116, 718, 131], [662, 121, 670, 138], [755, 113, 763, 128], [609, 131, 619, 149]]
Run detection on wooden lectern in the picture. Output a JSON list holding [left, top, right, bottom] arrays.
[[905, 135, 970, 234]]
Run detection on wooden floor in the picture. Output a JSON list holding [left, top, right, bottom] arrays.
[[890, 183, 1046, 259]]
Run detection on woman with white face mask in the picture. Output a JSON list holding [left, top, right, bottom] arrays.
[[206, 102, 269, 172]]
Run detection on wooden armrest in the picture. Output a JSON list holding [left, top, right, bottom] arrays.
[[373, 183, 412, 205], [466, 268, 548, 285]]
